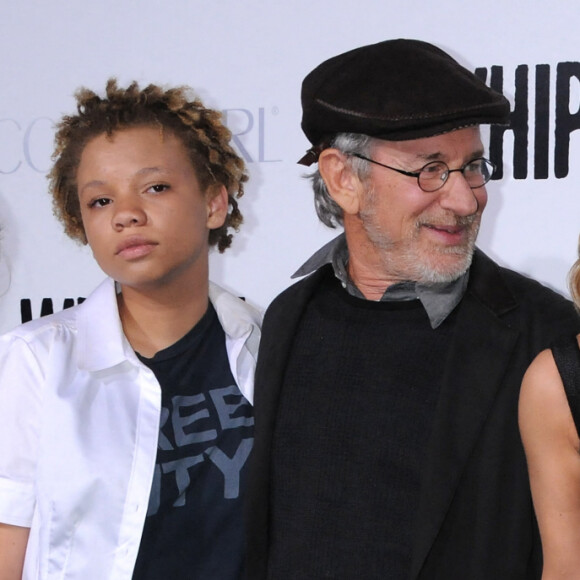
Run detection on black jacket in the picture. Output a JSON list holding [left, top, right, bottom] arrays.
[[246, 249, 580, 579]]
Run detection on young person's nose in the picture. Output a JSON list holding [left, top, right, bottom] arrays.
[[113, 199, 147, 230]]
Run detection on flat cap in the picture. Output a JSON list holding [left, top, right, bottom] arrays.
[[299, 38, 510, 165]]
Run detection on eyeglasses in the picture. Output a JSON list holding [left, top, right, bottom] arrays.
[[351, 153, 496, 193]]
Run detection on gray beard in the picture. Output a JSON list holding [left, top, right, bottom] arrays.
[[394, 233, 478, 284], [359, 205, 480, 285]]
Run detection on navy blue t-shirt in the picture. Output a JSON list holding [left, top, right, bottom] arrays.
[[132, 303, 254, 579]]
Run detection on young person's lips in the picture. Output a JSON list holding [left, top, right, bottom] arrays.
[[115, 236, 158, 259]]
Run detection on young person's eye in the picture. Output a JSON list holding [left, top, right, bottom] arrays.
[[88, 197, 111, 208], [148, 183, 169, 194]]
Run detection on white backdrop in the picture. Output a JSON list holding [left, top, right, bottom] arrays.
[[1, 0, 580, 333]]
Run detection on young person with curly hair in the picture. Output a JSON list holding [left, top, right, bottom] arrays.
[[520, 245, 580, 580], [0, 79, 261, 580]]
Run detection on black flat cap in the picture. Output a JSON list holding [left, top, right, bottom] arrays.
[[298, 38, 510, 165]]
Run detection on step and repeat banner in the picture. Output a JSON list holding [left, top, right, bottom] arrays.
[[1, 1, 579, 332]]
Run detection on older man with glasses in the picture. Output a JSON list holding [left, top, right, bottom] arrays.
[[246, 39, 580, 579]]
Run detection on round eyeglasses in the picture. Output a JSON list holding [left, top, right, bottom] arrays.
[[351, 153, 496, 193]]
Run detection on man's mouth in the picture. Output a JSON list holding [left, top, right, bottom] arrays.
[[424, 224, 464, 234]]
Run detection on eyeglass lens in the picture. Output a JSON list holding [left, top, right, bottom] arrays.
[[419, 158, 493, 192]]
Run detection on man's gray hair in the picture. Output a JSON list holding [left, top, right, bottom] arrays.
[[309, 133, 375, 228]]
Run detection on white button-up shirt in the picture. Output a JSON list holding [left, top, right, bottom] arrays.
[[0, 278, 261, 579]]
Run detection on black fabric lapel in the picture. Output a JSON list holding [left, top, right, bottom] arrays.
[[410, 251, 520, 577], [246, 267, 330, 578]]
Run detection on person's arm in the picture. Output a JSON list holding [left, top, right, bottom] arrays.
[[0, 523, 29, 580], [0, 334, 42, 580], [519, 347, 580, 579]]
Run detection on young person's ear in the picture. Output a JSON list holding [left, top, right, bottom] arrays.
[[318, 149, 364, 215], [206, 185, 229, 229]]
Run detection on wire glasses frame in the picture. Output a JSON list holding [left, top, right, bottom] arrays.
[[351, 153, 496, 193]]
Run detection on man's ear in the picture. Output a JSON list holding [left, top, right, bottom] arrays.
[[206, 184, 229, 229], [318, 149, 363, 215]]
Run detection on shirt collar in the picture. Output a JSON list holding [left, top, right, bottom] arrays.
[[292, 233, 468, 329], [78, 277, 137, 372]]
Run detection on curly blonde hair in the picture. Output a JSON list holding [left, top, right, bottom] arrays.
[[48, 78, 248, 252]]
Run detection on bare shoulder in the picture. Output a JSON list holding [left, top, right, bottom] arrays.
[[520, 347, 564, 408], [519, 336, 580, 450], [519, 337, 580, 576]]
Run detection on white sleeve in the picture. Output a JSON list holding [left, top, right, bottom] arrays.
[[0, 332, 44, 527]]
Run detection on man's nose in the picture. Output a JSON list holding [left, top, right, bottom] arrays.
[[437, 171, 480, 216]]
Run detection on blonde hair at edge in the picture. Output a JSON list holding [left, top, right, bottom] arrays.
[[568, 237, 580, 308]]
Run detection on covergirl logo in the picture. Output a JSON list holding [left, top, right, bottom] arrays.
[[0, 107, 281, 175], [0, 117, 53, 174]]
